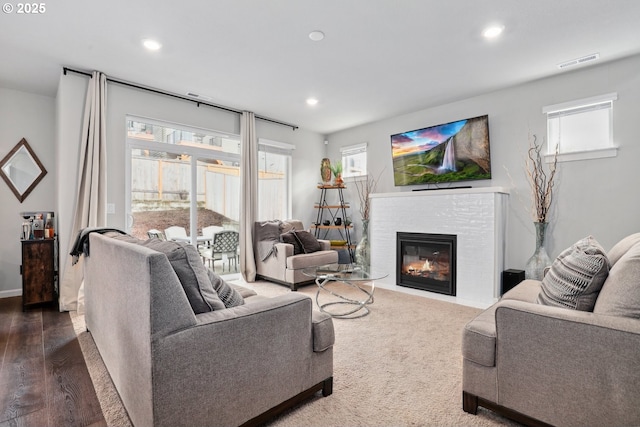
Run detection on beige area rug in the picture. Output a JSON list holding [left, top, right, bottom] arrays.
[[71, 311, 134, 427], [72, 280, 519, 427]]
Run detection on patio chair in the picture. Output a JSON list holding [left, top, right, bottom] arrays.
[[147, 229, 166, 240], [164, 226, 187, 241], [202, 225, 224, 245], [201, 230, 239, 272]]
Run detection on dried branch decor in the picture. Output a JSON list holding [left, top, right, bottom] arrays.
[[526, 134, 558, 223], [354, 170, 383, 220]]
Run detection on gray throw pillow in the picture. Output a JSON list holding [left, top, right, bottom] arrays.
[[607, 233, 640, 267], [141, 239, 225, 313], [294, 230, 322, 253], [593, 243, 640, 318], [280, 231, 303, 255], [536, 235, 610, 311], [206, 269, 244, 308], [280, 230, 322, 254]]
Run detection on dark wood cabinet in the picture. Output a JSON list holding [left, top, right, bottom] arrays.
[[21, 239, 57, 310]]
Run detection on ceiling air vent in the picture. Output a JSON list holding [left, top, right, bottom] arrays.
[[557, 53, 600, 70]]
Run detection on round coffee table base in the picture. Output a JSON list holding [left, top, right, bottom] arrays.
[[315, 277, 374, 319]]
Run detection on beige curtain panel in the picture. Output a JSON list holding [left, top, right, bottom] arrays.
[[240, 111, 258, 282], [59, 71, 108, 311]]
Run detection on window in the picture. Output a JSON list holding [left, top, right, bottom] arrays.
[[341, 142, 367, 178], [543, 93, 617, 162], [258, 138, 293, 221], [125, 117, 241, 249]]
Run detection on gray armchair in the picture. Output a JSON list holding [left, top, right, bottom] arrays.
[[254, 220, 339, 290], [462, 233, 640, 427]]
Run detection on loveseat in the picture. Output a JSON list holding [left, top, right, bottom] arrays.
[[84, 232, 334, 427], [254, 220, 338, 290], [462, 233, 640, 427]]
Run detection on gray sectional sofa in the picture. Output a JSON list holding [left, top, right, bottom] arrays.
[[84, 232, 334, 427], [462, 233, 640, 427]]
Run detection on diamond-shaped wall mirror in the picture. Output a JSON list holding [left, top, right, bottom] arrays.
[[0, 138, 47, 203]]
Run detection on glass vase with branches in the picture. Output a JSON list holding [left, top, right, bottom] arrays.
[[526, 134, 558, 224], [524, 134, 558, 279], [354, 170, 383, 221]]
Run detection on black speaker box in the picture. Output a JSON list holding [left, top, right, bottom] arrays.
[[501, 269, 525, 295]]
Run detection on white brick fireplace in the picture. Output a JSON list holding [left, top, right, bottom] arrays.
[[369, 187, 509, 308]]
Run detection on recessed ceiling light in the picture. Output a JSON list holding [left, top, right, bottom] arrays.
[[306, 97, 319, 106], [143, 39, 162, 51], [482, 25, 505, 39], [309, 31, 325, 41]]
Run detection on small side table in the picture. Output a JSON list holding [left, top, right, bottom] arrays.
[[21, 238, 58, 310], [303, 264, 388, 319]]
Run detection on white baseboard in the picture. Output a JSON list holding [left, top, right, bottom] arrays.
[[0, 289, 22, 298]]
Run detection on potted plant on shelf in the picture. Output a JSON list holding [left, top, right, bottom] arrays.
[[524, 134, 559, 279], [330, 160, 343, 186]]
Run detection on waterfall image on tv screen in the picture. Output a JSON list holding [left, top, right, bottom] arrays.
[[390, 115, 491, 186]]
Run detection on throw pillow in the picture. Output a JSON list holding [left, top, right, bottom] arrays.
[[141, 239, 225, 313], [280, 230, 304, 255], [536, 235, 610, 311], [593, 243, 640, 318], [294, 230, 322, 254], [206, 269, 244, 308], [280, 230, 322, 255], [607, 232, 640, 267]]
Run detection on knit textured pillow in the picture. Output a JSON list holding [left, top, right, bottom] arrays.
[[536, 236, 610, 311], [207, 269, 244, 308]]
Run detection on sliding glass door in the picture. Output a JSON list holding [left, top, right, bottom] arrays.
[[125, 118, 294, 275], [125, 117, 241, 251]]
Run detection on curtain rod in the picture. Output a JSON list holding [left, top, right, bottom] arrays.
[[62, 67, 299, 130]]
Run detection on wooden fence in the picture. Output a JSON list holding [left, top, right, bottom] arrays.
[[131, 156, 285, 221]]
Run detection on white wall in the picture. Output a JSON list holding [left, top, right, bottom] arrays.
[[0, 87, 56, 295], [4, 53, 638, 295], [325, 54, 640, 271], [55, 73, 326, 281]]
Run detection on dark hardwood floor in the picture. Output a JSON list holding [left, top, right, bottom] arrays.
[[0, 297, 106, 427]]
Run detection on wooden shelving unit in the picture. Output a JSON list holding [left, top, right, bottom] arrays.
[[312, 184, 354, 261]]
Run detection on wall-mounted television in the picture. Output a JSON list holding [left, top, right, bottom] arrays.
[[390, 115, 491, 186]]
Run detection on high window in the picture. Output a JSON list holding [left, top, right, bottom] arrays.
[[543, 93, 617, 162], [340, 142, 368, 179], [258, 138, 293, 221]]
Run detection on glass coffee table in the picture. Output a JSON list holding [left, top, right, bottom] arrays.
[[303, 264, 388, 319]]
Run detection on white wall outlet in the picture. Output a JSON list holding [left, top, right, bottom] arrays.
[[107, 203, 116, 214]]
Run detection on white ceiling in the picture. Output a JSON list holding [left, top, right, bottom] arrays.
[[2, 0, 640, 134]]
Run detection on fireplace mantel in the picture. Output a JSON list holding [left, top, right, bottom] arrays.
[[369, 186, 509, 308], [370, 186, 510, 200]]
